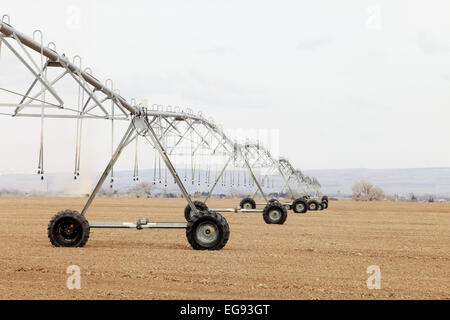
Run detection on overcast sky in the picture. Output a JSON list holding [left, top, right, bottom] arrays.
[[1, 0, 450, 176]]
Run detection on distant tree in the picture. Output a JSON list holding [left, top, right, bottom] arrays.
[[165, 193, 177, 198], [128, 182, 153, 198], [0, 189, 22, 196], [229, 188, 245, 199], [352, 181, 384, 201], [369, 187, 385, 201], [98, 188, 116, 198], [193, 192, 203, 198], [352, 181, 372, 201]]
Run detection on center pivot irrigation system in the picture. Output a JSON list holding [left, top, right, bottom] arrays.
[[0, 16, 327, 250], [233, 144, 328, 213], [182, 142, 329, 226]]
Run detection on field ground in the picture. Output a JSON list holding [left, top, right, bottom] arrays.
[[0, 197, 449, 300]]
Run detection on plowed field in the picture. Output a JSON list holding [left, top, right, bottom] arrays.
[[0, 198, 449, 299]]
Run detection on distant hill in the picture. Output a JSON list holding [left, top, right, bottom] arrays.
[[303, 167, 450, 197], [0, 167, 449, 198]]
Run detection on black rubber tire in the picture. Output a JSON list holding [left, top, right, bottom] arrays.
[[268, 198, 279, 203], [184, 201, 208, 221], [263, 202, 288, 225], [308, 200, 320, 211], [186, 210, 230, 250], [48, 210, 90, 247], [318, 203, 324, 211], [322, 201, 329, 209], [240, 197, 256, 209], [322, 195, 329, 202], [292, 198, 308, 214]]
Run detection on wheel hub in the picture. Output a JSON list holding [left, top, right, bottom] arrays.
[[243, 203, 252, 209], [269, 209, 281, 221], [57, 220, 80, 241], [195, 222, 219, 246]]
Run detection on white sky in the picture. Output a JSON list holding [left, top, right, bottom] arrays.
[[1, 0, 450, 175]]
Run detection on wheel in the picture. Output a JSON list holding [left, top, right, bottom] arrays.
[[186, 210, 230, 250], [263, 202, 288, 225], [292, 198, 308, 214], [308, 200, 319, 211], [48, 210, 90, 247], [318, 203, 324, 211], [322, 201, 328, 209], [240, 197, 256, 209], [268, 198, 279, 204], [322, 195, 329, 202], [184, 201, 208, 221]]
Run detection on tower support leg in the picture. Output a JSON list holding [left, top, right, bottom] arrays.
[[81, 122, 135, 216]]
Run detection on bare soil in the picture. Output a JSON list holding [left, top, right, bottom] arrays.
[[0, 197, 449, 300]]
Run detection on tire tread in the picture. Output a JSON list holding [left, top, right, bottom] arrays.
[[47, 210, 90, 247], [186, 210, 230, 250]]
